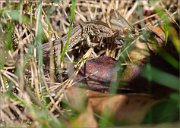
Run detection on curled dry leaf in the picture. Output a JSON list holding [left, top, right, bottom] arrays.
[[75, 56, 117, 92], [147, 25, 165, 42], [146, 24, 166, 51], [64, 86, 158, 125]]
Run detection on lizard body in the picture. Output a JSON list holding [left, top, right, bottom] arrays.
[[42, 21, 116, 57]]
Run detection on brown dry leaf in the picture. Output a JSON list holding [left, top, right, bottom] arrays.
[[116, 23, 166, 81], [146, 25, 166, 49], [123, 24, 166, 67], [63, 86, 87, 112], [63, 87, 98, 128], [121, 64, 141, 82], [64, 87, 158, 125], [147, 25, 165, 42], [86, 89, 109, 98], [89, 93, 159, 124], [63, 86, 109, 112], [120, 24, 176, 99], [71, 104, 98, 128]]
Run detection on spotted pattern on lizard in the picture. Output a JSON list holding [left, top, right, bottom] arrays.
[[42, 21, 119, 57]]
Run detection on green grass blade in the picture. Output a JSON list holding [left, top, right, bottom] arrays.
[[141, 64, 179, 90], [61, 0, 75, 61]]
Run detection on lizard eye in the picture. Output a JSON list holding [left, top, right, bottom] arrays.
[[99, 29, 104, 33]]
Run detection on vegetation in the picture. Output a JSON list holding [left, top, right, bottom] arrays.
[[0, 0, 179, 127]]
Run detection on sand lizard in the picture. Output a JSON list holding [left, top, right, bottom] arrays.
[[42, 21, 118, 57]]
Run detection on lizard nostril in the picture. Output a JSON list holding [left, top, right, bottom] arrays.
[[115, 38, 124, 45]]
